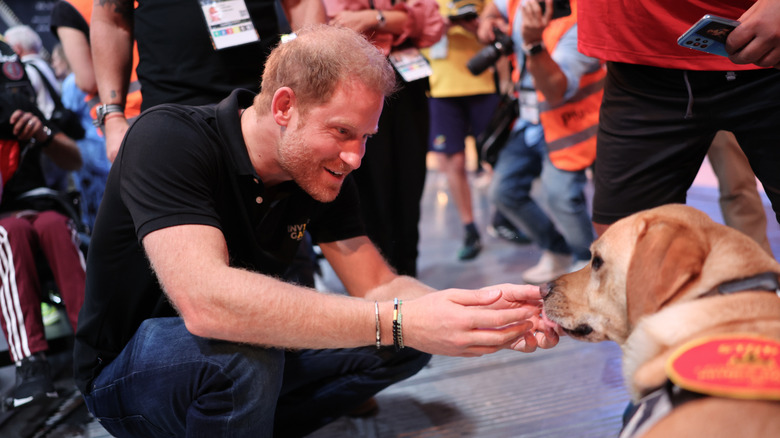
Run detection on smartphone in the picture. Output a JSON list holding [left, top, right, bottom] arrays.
[[677, 14, 740, 57], [539, 0, 572, 20]]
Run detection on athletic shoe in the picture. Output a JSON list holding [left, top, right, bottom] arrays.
[[7, 352, 59, 409], [522, 251, 573, 284], [486, 216, 532, 245], [347, 397, 380, 418], [41, 302, 60, 326], [458, 229, 482, 260]]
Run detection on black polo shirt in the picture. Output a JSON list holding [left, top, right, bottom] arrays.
[[134, 0, 281, 110], [73, 89, 366, 393]]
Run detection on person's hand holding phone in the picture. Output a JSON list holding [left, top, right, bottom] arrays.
[[727, 0, 780, 68], [521, 0, 551, 46]]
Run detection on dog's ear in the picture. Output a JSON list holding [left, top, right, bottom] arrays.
[[626, 218, 707, 327]]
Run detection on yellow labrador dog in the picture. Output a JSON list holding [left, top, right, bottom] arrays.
[[542, 204, 780, 437]]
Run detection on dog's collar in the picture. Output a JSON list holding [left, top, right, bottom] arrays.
[[699, 272, 780, 299]]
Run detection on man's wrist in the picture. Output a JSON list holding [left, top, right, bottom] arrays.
[[35, 125, 53, 147], [522, 41, 545, 57], [375, 9, 386, 29], [93, 103, 125, 128]]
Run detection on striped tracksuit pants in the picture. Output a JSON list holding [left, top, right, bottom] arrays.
[[0, 210, 85, 363]]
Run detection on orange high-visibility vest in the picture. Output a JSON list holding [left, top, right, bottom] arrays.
[[67, 0, 142, 120], [507, 0, 604, 171]]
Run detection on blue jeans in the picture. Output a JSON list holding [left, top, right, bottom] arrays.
[[489, 128, 594, 261], [83, 317, 431, 438]]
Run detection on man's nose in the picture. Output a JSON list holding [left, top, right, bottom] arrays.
[[340, 142, 365, 170]]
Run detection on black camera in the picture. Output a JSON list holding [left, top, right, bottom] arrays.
[[539, 0, 572, 19], [467, 28, 514, 76]]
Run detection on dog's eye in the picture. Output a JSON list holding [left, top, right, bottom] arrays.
[[591, 255, 604, 271]]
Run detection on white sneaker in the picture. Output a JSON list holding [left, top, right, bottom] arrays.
[[522, 251, 573, 284], [569, 259, 590, 273]]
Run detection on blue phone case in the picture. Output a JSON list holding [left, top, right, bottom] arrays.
[[677, 14, 740, 57]]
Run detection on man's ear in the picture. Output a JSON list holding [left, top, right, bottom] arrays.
[[271, 87, 296, 127]]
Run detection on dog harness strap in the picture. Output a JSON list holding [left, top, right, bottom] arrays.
[[699, 272, 780, 298], [619, 387, 672, 438], [620, 381, 706, 438]]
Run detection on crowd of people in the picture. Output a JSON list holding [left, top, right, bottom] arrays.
[[0, 0, 778, 435]]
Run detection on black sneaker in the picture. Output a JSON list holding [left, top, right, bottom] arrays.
[[7, 352, 59, 409], [487, 215, 532, 245], [458, 230, 482, 260]]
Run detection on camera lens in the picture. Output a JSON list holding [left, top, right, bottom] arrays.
[[467, 29, 514, 76]]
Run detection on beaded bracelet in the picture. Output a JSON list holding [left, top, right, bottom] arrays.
[[374, 301, 381, 349], [392, 298, 404, 351]]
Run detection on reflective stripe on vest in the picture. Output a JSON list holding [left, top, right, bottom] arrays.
[[538, 0, 603, 171]]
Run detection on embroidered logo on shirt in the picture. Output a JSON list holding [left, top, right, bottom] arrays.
[[288, 223, 307, 241], [432, 134, 447, 151]]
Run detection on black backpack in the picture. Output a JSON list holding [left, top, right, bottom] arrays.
[[0, 39, 36, 104]]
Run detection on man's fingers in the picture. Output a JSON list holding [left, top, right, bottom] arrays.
[[449, 288, 503, 306], [536, 328, 559, 349], [489, 283, 543, 302], [453, 321, 535, 355]]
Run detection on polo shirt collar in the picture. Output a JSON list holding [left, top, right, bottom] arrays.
[[215, 88, 301, 198], [215, 88, 259, 179]]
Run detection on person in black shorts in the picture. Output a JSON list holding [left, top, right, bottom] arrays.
[[73, 25, 558, 438], [578, 1, 780, 235], [592, 63, 780, 233]]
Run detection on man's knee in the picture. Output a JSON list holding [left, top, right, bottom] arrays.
[[0, 216, 34, 238], [384, 348, 431, 382]]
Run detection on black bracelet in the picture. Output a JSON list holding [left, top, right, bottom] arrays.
[[34, 125, 53, 148]]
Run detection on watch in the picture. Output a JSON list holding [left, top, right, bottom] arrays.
[[375, 10, 386, 28], [522, 41, 546, 57], [38, 125, 53, 148], [93, 103, 125, 128]]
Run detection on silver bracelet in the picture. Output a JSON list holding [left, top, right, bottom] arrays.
[[374, 301, 381, 349]]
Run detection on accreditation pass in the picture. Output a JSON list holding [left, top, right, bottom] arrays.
[[200, 0, 260, 50]]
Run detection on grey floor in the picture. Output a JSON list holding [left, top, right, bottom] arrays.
[[2, 162, 778, 437]]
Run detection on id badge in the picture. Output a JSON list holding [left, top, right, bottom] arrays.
[[429, 35, 448, 60], [519, 89, 539, 124], [388, 47, 433, 82], [199, 0, 260, 50]]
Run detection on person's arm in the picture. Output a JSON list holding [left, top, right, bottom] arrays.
[[319, 235, 435, 300], [91, 0, 134, 162], [521, 0, 567, 104], [328, 8, 409, 35], [320, 235, 558, 353], [281, 0, 327, 30], [10, 110, 82, 171], [477, 1, 508, 44], [727, 0, 780, 68], [56, 26, 97, 95], [143, 223, 548, 356]]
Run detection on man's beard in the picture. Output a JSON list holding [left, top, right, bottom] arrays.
[[277, 129, 347, 203]]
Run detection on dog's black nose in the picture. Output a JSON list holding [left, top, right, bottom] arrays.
[[540, 282, 553, 299]]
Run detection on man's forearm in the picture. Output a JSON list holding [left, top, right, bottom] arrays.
[[362, 275, 435, 302], [92, 0, 134, 106], [282, 0, 326, 30], [525, 51, 567, 104]]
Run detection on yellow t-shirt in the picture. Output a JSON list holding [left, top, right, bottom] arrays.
[[423, 0, 497, 98]]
